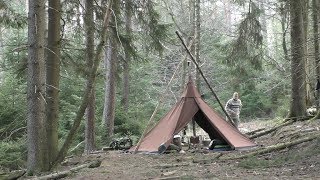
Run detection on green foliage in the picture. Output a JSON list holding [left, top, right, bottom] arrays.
[[136, 0, 171, 54], [0, 74, 26, 140], [114, 108, 142, 136], [0, 137, 26, 170], [225, 1, 263, 77], [1, 29, 28, 78], [0, 0, 27, 28], [241, 89, 272, 118]]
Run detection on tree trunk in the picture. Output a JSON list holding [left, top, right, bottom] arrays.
[[259, 0, 270, 58], [85, 90, 96, 153], [288, 0, 307, 118], [0, 27, 2, 60], [27, 0, 47, 174], [189, 0, 196, 137], [192, 0, 201, 136], [55, 37, 105, 165], [46, 0, 61, 168], [313, 0, 320, 109], [102, 35, 117, 139], [102, 0, 119, 139], [302, 0, 312, 107], [280, 2, 290, 61], [195, 0, 201, 89], [223, 0, 231, 32], [54, 1, 112, 165], [122, 0, 132, 112], [84, 0, 96, 154]]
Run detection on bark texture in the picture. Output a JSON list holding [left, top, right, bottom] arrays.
[[288, 0, 307, 118], [122, 0, 132, 112], [27, 0, 47, 174], [103, 36, 117, 138], [313, 0, 320, 108], [84, 0, 96, 154], [46, 0, 61, 167], [103, 0, 119, 139]]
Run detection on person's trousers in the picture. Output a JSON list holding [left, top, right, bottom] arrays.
[[226, 116, 239, 129]]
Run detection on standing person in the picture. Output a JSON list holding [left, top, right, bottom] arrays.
[[225, 92, 242, 129]]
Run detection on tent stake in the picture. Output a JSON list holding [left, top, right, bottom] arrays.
[[175, 31, 234, 124]]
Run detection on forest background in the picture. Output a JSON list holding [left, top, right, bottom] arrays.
[[0, 0, 319, 175]]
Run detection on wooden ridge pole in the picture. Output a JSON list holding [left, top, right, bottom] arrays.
[[175, 31, 234, 124]]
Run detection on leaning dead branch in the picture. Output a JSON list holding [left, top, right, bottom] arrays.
[[33, 160, 101, 180], [192, 153, 224, 164], [250, 120, 295, 139], [245, 127, 265, 136], [157, 175, 185, 180], [153, 163, 191, 169], [229, 133, 320, 159], [0, 170, 26, 180]]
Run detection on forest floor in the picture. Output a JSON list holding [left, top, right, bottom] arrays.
[[29, 118, 320, 180]]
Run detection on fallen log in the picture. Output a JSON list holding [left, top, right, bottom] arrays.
[[250, 120, 294, 139], [192, 153, 224, 164], [153, 163, 190, 169], [161, 170, 177, 176], [157, 175, 185, 180], [283, 115, 312, 123], [33, 160, 101, 180], [245, 128, 265, 136], [0, 170, 26, 180], [229, 133, 320, 159]]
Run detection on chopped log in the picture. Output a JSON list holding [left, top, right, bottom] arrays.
[[33, 160, 101, 180], [102, 147, 113, 151], [229, 133, 320, 159], [250, 120, 294, 139]]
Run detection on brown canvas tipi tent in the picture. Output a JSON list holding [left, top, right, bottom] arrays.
[[132, 78, 257, 153]]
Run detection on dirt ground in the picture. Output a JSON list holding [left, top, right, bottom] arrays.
[[38, 119, 320, 180]]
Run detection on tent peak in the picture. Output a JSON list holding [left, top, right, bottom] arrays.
[[188, 75, 193, 83], [182, 77, 201, 98]]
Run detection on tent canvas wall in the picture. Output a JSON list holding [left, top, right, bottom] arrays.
[[131, 78, 257, 153]]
